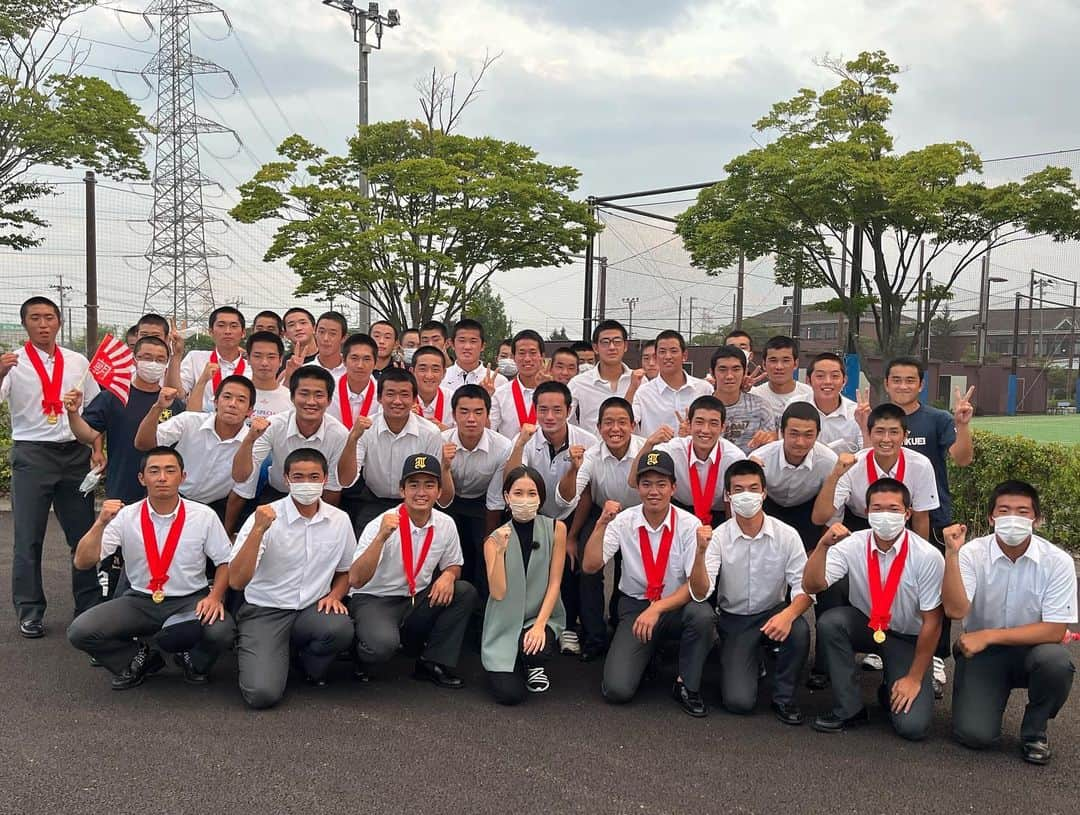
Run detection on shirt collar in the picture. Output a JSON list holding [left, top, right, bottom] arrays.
[[452, 427, 489, 453], [781, 445, 814, 471], [989, 532, 1042, 564], [398, 504, 434, 533], [688, 438, 720, 465], [377, 413, 420, 438], [657, 374, 691, 395], [635, 505, 675, 534], [282, 495, 327, 526], [145, 497, 183, 521], [728, 514, 774, 542], [287, 411, 325, 442], [601, 442, 634, 462], [586, 363, 631, 385]]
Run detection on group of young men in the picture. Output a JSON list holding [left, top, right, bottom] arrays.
[[4, 296, 1076, 764]]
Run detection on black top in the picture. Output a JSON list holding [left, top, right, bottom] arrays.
[[513, 519, 536, 571]]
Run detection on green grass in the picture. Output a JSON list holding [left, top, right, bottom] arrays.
[[973, 414, 1080, 445]]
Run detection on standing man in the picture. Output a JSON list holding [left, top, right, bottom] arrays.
[[179, 306, 249, 410], [490, 329, 550, 439], [750, 336, 813, 417], [412, 345, 455, 430], [2, 297, 101, 637], [244, 331, 292, 420], [942, 481, 1076, 764], [419, 320, 452, 367], [229, 449, 356, 708], [709, 345, 777, 454], [252, 310, 283, 336], [400, 328, 421, 366], [311, 311, 348, 379], [349, 454, 479, 687], [443, 318, 506, 390], [281, 307, 317, 379], [327, 333, 381, 428], [570, 340, 596, 370], [631, 330, 712, 437], [569, 319, 635, 431], [639, 340, 659, 382], [795, 352, 863, 454], [803, 478, 945, 739], [582, 451, 716, 717], [369, 320, 399, 382]]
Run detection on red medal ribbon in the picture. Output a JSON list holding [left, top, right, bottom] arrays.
[[511, 379, 536, 426], [209, 350, 246, 392], [867, 531, 910, 636], [416, 388, 445, 423], [338, 375, 374, 430], [140, 499, 187, 595], [687, 442, 722, 525], [24, 342, 64, 419], [638, 508, 676, 601], [399, 504, 435, 596], [866, 448, 905, 485]]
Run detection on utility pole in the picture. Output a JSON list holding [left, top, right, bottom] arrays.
[[84, 170, 98, 356], [677, 296, 682, 336], [688, 295, 694, 341], [50, 275, 73, 347], [917, 241, 928, 363], [596, 255, 607, 322], [843, 224, 863, 400], [976, 255, 990, 365], [735, 251, 745, 328], [791, 270, 803, 342], [622, 297, 639, 339], [323, 0, 401, 330], [583, 197, 596, 338], [837, 227, 848, 350]]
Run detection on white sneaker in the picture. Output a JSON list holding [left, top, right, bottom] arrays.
[[861, 653, 884, 671], [559, 630, 581, 655], [526, 667, 550, 693], [932, 656, 947, 686]]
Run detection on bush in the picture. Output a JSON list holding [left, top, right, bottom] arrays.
[[949, 430, 1080, 554], [0, 403, 9, 494]]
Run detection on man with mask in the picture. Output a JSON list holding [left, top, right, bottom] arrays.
[[941, 481, 1076, 765], [570, 341, 596, 370], [804, 478, 945, 739]]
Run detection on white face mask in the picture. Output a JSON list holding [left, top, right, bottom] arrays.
[[578, 362, 595, 374], [993, 515, 1034, 547], [867, 511, 907, 542], [508, 498, 540, 522], [497, 358, 518, 378], [729, 491, 764, 519], [289, 482, 323, 506], [137, 360, 167, 383], [402, 347, 416, 365]]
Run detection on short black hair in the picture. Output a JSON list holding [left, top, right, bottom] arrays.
[[377, 366, 417, 397], [283, 307, 316, 327], [137, 312, 170, 336], [369, 319, 398, 340], [710, 345, 747, 373], [401, 327, 421, 341], [419, 320, 448, 340], [591, 319, 628, 344], [688, 394, 726, 423], [764, 335, 798, 357], [288, 365, 334, 398], [533, 380, 572, 408], [246, 330, 284, 357], [512, 329, 544, 354], [133, 336, 169, 357], [807, 351, 845, 377], [284, 448, 328, 477], [209, 305, 245, 330], [569, 340, 593, 355], [723, 329, 752, 348], [552, 346, 580, 365], [342, 332, 378, 358], [868, 402, 908, 432], [317, 311, 348, 336], [412, 345, 446, 367], [125, 325, 139, 340], [781, 400, 821, 432], [988, 480, 1041, 518], [140, 445, 184, 472], [451, 383, 491, 412], [253, 310, 283, 333], [642, 340, 657, 353], [451, 318, 485, 342], [654, 329, 686, 351], [885, 356, 925, 383], [502, 465, 546, 507], [214, 373, 256, 404], [723, 459, 766, 492], [865, 477, 912, 510], [20, 296, 60, 323], [597, 396, 634, 426]]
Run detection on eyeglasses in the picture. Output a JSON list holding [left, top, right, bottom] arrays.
[[596, 338, 624, 348]]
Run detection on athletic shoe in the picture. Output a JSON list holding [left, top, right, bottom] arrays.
[[559, 630, 581, 656], [861, 653, 884, 671], [526, 667, 550, 693]]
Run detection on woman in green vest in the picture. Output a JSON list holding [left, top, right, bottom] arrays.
[[482, 465, 567, 704]]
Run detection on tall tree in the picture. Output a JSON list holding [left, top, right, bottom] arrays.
[[676, 51, 1080, 361], [0, 1, 148, 249]]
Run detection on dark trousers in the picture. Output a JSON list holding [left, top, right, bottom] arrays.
[[487, 625, 557, 706], [235, 602, 355, 709], [765, 497, 821, 552], [11, 440, 100, 623], [348, 488, 399, 538], [927, 526, 953, 661], [349, 580, 479, 668], [602, 596, 717, 701], [716, 604, 810, 711], [445, 496, 489, 600], [67, 589, 235, 676], [952, 643, 1075, 746], [673, 499, 726, 527], [817, 606, 934, 740]]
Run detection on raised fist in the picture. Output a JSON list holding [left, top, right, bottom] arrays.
[[441, 442, 457, 466], [600, 500, 621, 524], [822, 523, 850, 547], [0, 352, 19, 375], [630, 368, 645, 387], [157, 386, 178, 407], [198, 362, 220, 383], [249, 416, 271, 438], [942, 523, 968, 553], [696, 525, 713, 550], [352, 413, 373, 435], [568, 444, 585, 469], [379, 511, 401, 537], [834, 452, 857, 476], [252, 504, 277, 531], [99, 499, 124, 524], [519, 423, 538, 441], [649, 425, 675, 446]]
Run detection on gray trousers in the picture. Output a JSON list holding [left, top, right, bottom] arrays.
[[349, 580, 479, 668], [817, 606, 934, 740], [11, 440, 100, 622], [486, 625, 557, 706], [602, 596, 717, 702], [235, 602, 355, 709], [716, 604, 810, 711], [67, 589, 235, 676], [952, 643, 1075, 747]]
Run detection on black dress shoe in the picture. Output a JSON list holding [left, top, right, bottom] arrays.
[[89, 655, 103, 668], [19, 619, 44, 639], [771, 701, 804, 726], [1021, 739, 1052, 765], [353, 662, 371, 682], [173, 651, 208, 684], [811, 708, 869, 734], [805, 671, 829, 690], [671, 679, 708, 718], [305, 674, 328, 688], [579, 645, 607, 663], [413, 659, 464, 689], [111, 645, 164, 690]]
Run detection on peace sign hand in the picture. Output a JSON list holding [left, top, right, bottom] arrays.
[[953, 386, 975, 426], [674, 410, 690, 437], [854, 387, 872, 430], [481, 365, 498, 395], [537, 358, 553, 383]]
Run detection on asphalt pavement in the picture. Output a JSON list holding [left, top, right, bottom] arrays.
[[0, 515, 1076, 815]]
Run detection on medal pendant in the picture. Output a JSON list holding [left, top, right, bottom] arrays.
[[46, 413, 58, 425], [873, 628, 886, 644], [152, 589, 165, 604], [410, 593, 416, 608]]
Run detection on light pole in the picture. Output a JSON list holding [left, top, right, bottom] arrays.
[[622, 297, 639, 339], [322, 1, 400, 330], [976, 274, 1007, 364]]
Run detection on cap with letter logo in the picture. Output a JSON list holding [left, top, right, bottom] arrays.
[[636, 449, 675, 480], [401, 452, 442, 484]]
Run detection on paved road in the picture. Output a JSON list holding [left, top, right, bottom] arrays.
[[0, 516, 1076, 815]]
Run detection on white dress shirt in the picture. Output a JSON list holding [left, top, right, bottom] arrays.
[[750, 380, 813, 417], [824, 529, 945, 636], [179, 349, 251, 411], [231, 497, 356, 610], [156, 412, 249, 503], [555, 435, 645, 512], [442, 427, 511, 511], [351, 505, 463, 597], [959, 533, 1078, 631], [251, 385, 293, 421], [703, 515, 810, 614], [569, 364, 634, 430], [632, 373, 713, 436], [443, 362, 508, 391], [654, 436, 747, 512], [752, 440, 837, 507], [489, 377, 540, 439], [832, 447, 939, 520], [350, 413, 444, 497], [100, 498, 232, 598], [0, 343, 98, 442], [601, 504, 701, 601], [416, 385, 457, 428], [234, 410, 349, 498], [520, 424, 599, 520], [312, 356, 347, 380], [791, 394, 863, 454], [326, 377, 381, 427]]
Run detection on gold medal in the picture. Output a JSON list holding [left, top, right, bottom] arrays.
[[873, 628, 886, 644], [152, 589, 165, 604], [46, 412, 58, 425]]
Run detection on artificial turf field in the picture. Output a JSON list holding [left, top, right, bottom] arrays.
[[973, 414, 1080, 445]]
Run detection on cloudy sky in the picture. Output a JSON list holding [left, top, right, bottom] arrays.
[[13, 0, 1080, 337]]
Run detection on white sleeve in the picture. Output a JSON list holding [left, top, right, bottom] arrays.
[[229, 512, 265, 567], [437, 523, 464, 570], [702, 535, 722, 598], [1042, 552, 1079, 624], [832, 471, 853, 512], [489, 390, 503, 434], [917, 549, 945, 612], [601, 517, 622, 565], [823, 538, 855, 588], [910, 460, 940, 512], [785, 538, 810, 600], [335, 519, 358, 572], [958, 545, 978, 604], [154, 413, 189, 446], [179, 352, 198, 393], [99, 516, 123, 559], [202, 512, 234, 566]]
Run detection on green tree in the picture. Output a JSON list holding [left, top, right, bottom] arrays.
[[0, 1, 148, 250], [549, 326, 570, 341], [462, 282, 513, 361], [676, 51, 1080, 361]]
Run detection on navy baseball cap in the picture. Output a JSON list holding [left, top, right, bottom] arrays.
[[636, 450, 676, 480], [401, 452, 442, 484]]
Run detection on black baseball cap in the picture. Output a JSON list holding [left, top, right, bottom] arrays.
[[636, 450, 675, 480], [401, 452, 442, 484]]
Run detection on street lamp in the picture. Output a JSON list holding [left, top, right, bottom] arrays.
[[622, 297, 639, 339]]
